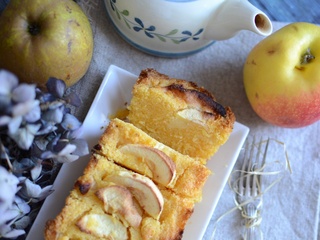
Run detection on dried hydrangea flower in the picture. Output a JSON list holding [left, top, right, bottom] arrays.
[[0, 166, 19, 216], [0, 167, 30, 238], [18, 178, 53, 203], [0, 70, 89, 237]]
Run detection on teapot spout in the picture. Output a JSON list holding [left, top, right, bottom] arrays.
[[204, 0, 272, 40]]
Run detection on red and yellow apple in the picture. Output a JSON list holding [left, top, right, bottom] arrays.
[[243, 22, 320, 128], [0, 0, 93, 87]]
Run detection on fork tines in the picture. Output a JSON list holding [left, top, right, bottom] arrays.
[[240, 137, 269, 196], [237, 137, 270, 239]]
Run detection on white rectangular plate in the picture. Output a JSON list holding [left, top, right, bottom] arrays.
[[27, 65, 249, 240]]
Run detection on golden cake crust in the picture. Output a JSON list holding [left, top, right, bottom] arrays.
[[137, 69, 233, 119], [128, 69, 236, 162]]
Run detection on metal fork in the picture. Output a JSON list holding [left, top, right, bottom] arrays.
[[237, 137, 269, 240]]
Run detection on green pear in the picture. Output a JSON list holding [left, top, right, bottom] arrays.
[[0, 0, 94, 87]]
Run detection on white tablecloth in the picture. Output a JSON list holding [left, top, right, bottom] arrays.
[[69, 1, 320, 240]]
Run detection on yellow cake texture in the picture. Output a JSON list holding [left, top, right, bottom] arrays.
[[45, 154, 196, 240], [128, 69, 236, 163], [45, 119, 211, 240], [96, 118, 211, 202]]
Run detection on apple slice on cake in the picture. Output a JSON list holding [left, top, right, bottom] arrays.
[[96, 185, 142, 228], [76, 213, 127, 239], [119, 144, 176, 186], [105, 171, 164, 220]]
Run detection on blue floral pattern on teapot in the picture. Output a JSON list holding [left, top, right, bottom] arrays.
[[110, 0, 204, 44]]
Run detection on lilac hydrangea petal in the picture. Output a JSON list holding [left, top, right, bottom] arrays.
[[12, 158, 35, 173], [42, 141, 79, 163], [24, 102, 41, 123], [2, 209, 20, 225], [70, 139, 89, 156], [38, 92, 55, 104], [13, 215, 30, 229], [2, 197, 30, 224], [42, 107, 64, 123], [56, 154, 79, 163], [41, 151, 55, 159], [0, 115, 11, 126], [52, 140, 69, 153], [46, 77, 66, 98], [20, 179, 42, 202], [0, 166, 19, 214], [12, 100, 39, 118], [0, 94, 11, 111], [44, 134, 60, 152], [12, 84, 36, 103], [69, 125, 84, 139], [30, 162, 42, 181], [35, 185, 54, 202], [9, 124, 41, 150], [8, 116, 22, 134], [34, 137, 49, 151], [54, 144, 79, 163], [0, 227, 25, 238], [36, 122, 57, 135], [0, 70, 18, 95], [0, 224, 11, 237], [46, 99, 65, 110], [0, 209, 17, 226], [64, 92, 82, 107], [58, 143, 77, 156], [61, 113, 81, 130], [14, 196, 31, 215]]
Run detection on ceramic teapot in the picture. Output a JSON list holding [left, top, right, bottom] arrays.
[[104, 0, 272, 57]]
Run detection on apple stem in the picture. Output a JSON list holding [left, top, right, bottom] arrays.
[[301, 48, 315, 64]]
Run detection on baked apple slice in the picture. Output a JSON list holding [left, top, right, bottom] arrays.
[[77, 213, 127, 239], [105, 171, 164, 220], [119, 144, 176, 186], [96, 185, 142, 228], [177, 108, 206, 125]]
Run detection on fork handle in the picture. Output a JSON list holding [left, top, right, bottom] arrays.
[[243, 203, 262, 240]]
